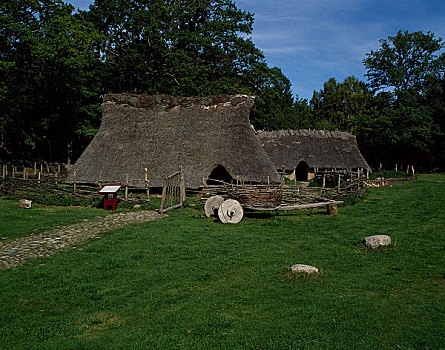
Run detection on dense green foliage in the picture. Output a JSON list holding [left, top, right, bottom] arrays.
[[0, 175, 444, 348], [0, 0, 102, 164], [310, 31, 445, 168], [0, 0, 444, 170], [0, 0, 297, 162]]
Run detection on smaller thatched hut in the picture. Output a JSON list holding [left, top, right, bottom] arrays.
[[257, 129, 371, 181], [68, 94, 280, 188]]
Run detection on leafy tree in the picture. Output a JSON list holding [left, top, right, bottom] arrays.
[[363, 30, 445, 94], [1, 0, 101, 162], [362, 30, 444, 168], [310, 76, 371, 132], [0, 0, 302, 161], [250, 65, 298, 130], [86, 0, 298, 131], [85, 0, 264, 96], [425, 76, 445, 167]]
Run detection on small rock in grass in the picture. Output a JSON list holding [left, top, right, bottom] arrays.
[[134, 204, 142, 208], [18, 199, 33, 209], [291, 264, 319, 274], [363, 235, 391, 249]]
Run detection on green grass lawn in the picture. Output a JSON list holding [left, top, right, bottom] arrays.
[[0, 200, 110, 240], [0, 174, 444, 349]]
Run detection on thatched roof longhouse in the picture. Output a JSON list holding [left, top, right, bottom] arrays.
[[257, 129, 371, 173], [68, 94, 280, 188]]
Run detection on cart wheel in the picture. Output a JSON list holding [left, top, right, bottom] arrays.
[[204, 195, 225, 217], [218, 199, 243, 224]]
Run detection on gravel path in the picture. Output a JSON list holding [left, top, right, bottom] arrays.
[[0, 210, 164, 270]]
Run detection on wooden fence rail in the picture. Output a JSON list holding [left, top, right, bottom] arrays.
[[0, 173, 151, 204]]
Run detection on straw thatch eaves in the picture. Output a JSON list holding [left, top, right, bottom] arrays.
[[68, 94, 280, 188], [257, 129, 370, 180]]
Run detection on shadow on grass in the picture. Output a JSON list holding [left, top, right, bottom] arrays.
[[281, 268, 325, 282]]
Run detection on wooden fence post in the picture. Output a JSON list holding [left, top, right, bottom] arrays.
[[380, 163, 383, 186], [23, 167, 26, 180], [34, 162, 37, 175], [411, 165, 415, 180], [180, 167, 186, 205], [12, 167, 15, 179], [145, 168, 150, 203], [395, 164, 398, 178], [73, 172, 77, 192], [40, 163, 43, 174], [125, 174, 129, 200], [337, 174, 341, 191]]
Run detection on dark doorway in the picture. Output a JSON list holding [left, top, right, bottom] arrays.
[[207, 165, 233, 185], [295, 161, 309, 181]]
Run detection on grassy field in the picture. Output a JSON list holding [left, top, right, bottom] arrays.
[[0, 174, 444, 349], [0, 200, 109, 240]]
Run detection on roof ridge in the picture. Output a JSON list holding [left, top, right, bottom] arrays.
[[257, 129, 355, 139]]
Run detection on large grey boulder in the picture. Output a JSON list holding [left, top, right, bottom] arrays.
[[363, 235, 391, 249], [290, 264, 319, 274]]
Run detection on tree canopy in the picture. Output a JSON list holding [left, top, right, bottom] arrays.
[[1, 0, 301, 161], [363, 30, 445, 94]]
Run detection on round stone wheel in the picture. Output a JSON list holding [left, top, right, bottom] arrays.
[[218, 199, 243, 224], [204, 195, 225, 217]]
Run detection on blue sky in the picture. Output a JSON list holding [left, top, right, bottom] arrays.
[[66, 0, 445, 100]]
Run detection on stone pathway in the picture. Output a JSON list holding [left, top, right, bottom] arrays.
[[0, 210, 164, 270]]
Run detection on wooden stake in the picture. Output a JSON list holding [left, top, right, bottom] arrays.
[[34, 162, 37, 175], [125, 174, 129, 200], [73, 171, 76, 192], [380, 163, 383, 187], [145, 168, 150, 203], [180, 167, 186, 205], [338, 174, 341, 191]]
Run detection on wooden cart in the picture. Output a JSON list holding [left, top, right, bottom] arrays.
[[203, 183, 342, 223]]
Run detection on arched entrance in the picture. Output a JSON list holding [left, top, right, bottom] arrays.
[[207, 165, 233, 185], [295, 161, 309, 181]]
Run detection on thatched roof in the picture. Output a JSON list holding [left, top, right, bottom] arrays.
[[68, 94, 280, 188], [257, 129, 371, 171]]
